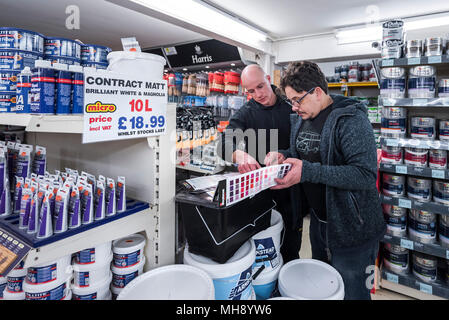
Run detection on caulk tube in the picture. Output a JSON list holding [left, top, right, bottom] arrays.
[[13, 177, 24, 214], [50, 181, 60, 215], [16, 147, 31, 179], [81, 183, 93, 224], [32, 146, 46, 176], [106, 178, 116, 216], [68, 187, 81, 229], [37, 190, 53, 239], [27, 192, 39, 234], [94, 180, 105, 220], [0, 177, 11, 217], [116, 176, 126, 213], [19, 188, 33, 229], [54, 188, 69, 233], [0, 151, 6, 216]]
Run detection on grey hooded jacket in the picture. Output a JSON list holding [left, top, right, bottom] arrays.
[[280, 94, 386, 250]]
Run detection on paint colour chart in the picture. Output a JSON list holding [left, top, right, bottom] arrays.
[[225, 164, 291, 206]]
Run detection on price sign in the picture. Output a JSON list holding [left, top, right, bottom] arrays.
[[82, 70, 167, 144], [0, 228, 31, 276]]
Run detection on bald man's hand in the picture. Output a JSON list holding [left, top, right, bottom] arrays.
[[233, 150, 261, 173]]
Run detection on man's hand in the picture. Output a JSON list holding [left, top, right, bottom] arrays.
[[264, 152, 286, 166], [233, 150, 261, 173], [271, 158, 303, 189]]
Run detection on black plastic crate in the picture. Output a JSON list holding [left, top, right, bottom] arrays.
[[176, 189, 274, 263]]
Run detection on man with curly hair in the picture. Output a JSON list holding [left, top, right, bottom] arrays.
[[265, 61, 386, 300]]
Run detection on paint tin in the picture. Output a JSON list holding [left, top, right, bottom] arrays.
[[408, 209, 436, 244], [69, 65, 83, 114], [24, 275, 71, 300], [53, 63, 71, 114], [382, 173, 405, 197], [380, 67, 406, 98], [405, 40, 423, 58], [111, 256, 145, 289], [15, 67, 32, 113], [433, 180, 449, 205], [381, 107, 407, 138], [0, 70, 19, 91], [408, 76, 436, 98], [381, 145, 403, 164], [112, 233, 146, 268], [404, 148, 428, 168], [429, 149, 447, 169], [25, 255, 72, 285], [381, 39, 403, 59], [44, 37, 81, 59], [410, 117, 435, 140], [409, 65, 436, 77], [0, 28, 44, 53], [81, 44, 111, 64], [382, 20, 404, 42], [0, 49, 43, 70], [412, 252, 437, 283], [29, 60, 55, 114], [439, 120, 449, 141], [382, 204, 407, 237], [407, 177, 432, 202], [44, 55, 81, 66], [438, 79, 449, 98], [0, 92, 16, 112], [439, 214, 449, 248], [383, 243, 409, 275], [425, 37, 444, 56]]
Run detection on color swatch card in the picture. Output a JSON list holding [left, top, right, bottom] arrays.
[[225, 164, 291, 206]]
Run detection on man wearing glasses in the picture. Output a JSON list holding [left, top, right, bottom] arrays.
[[265, 61, 386, 300], [218, 63, 303, 263]]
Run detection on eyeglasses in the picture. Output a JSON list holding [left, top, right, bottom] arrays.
[[285, 87, 315, 107]]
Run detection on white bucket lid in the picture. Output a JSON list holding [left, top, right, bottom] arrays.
[[23, 274, 72, 294], [111, 256, 145, 275], [252, 209, 284, 240], [107, 51, 166, 65], [117, 264, 215, 300], [183, 240, 256, 279], [71, 272, 112, 295], [72, 254, 113, 272], [113, 234, 146, 254], [278, 259, 345, 300], [2, 290, 25, 300], [253, 255, 283, 285]]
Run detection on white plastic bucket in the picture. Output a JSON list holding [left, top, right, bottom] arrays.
[[23, 275, 72, 300], [71, 272, 112, 300], [117, 264, 214, 300], [2, 290, 25, 300], [107, 51, 166, 79], [26, 255, 72, 285], [111, 284, 123, 300], [183, 240, 256, 300], [0, 276, 6, 299], [111, 256, 145, 289], [6, 267, 26, 293], [74, 241, 112, 265], [278, 259, 345, 300], [72, 254, 112, 287], [112, 233, 146, 268], [253, 255, 283, 300], [252, 210, 284, 273]]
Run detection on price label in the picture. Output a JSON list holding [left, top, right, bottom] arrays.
[[432, 170, 445, 179], [419, 283, 433, 295], [428, 56, 442, 64], [83, 70, 167, 144], [396, 166, 407, 174], [386, 139, 399, 147], [385, 272, 399, 284], [382, 59, 394, 67], [408, 57, 421, 65], [400, 238, 414, 250], [398, 198, 412, 209]]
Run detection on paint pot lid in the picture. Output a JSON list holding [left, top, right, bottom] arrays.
[[117, 264, 214, 300], [278, 259, 345, 300], [2, 290, 25, 300], [113, 233, 146, 254], [111, 256, 145, 275]]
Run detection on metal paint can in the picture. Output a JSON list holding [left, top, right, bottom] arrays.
[[404, 148, 428, 168]]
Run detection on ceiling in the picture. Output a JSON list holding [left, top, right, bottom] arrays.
[[206, 0, 449, 39], [0, 0, 207, 50]]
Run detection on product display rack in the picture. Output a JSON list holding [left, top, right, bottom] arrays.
[[176, 162, 224, 175], [0, 105, 177, 271], [378, 56, 449, 300]]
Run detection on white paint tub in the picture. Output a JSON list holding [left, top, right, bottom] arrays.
[[107, 51, 166, 79], [253, 255, 283, 300], [252, 210, 284, 274], [117, 264, 215, 300], [23, 275, 72, 300], [111, 256, 145, 289], [184, 240, 255, 300], [2, 289, 25, 300], [71, 272, 112, 300], [74, 241, 112, 265], [26, 255, 72, 285], [72, 254, 112, 287], [278, 259, 345, 300], [112, 233, 146, 268]]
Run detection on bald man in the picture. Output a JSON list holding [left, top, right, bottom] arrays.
[[218, 64, 303, 263]]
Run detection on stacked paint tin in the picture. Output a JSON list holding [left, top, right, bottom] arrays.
[[381, 20, 404, 59], [71, 241, 113, 300], [0, 27, 44, 112], [110, 233, 146, 299]]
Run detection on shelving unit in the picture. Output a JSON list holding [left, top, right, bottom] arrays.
[[0, 104, 177, 271], [378, 55, 449, 300]]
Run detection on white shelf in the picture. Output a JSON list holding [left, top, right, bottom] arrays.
[[0, 114, 83, 133]]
